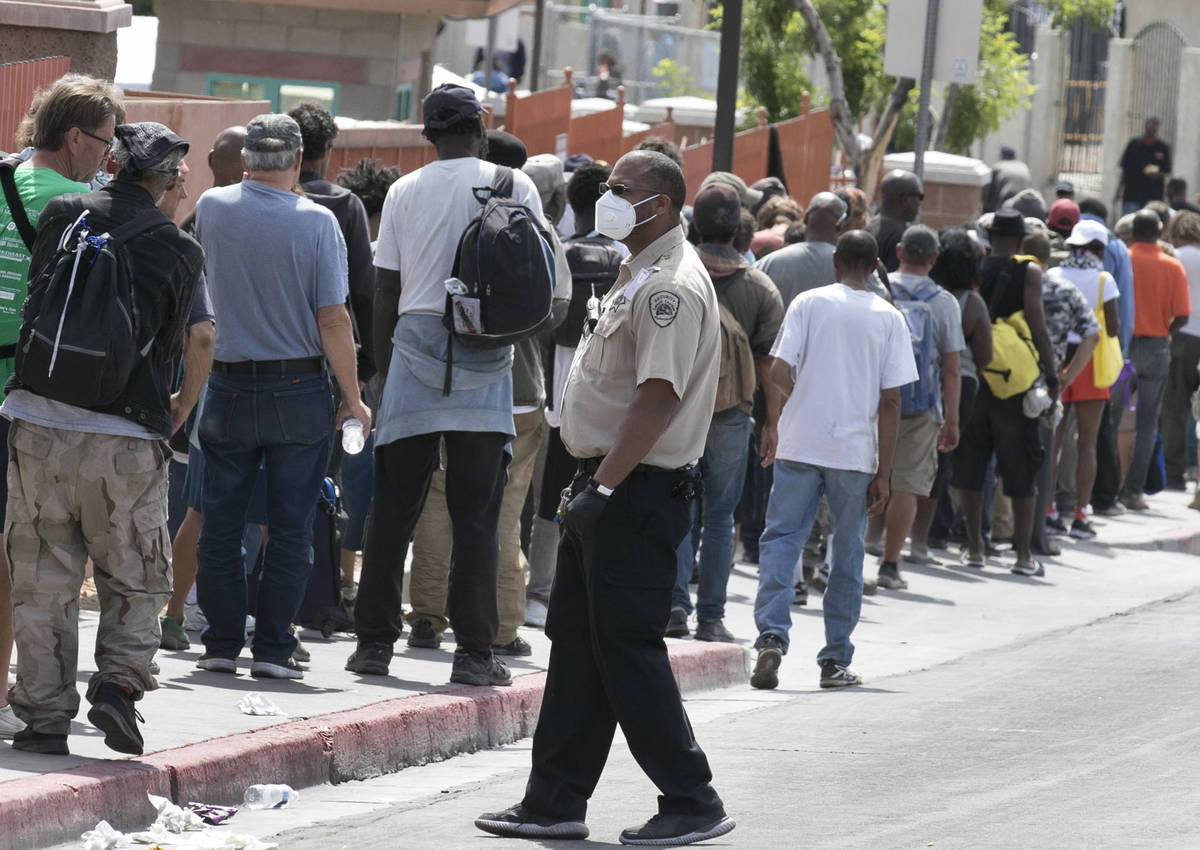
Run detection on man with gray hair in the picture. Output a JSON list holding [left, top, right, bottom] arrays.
[[192, 113, 369, 681], [3, 122, 202, 755], [864, 224, 963, 591]]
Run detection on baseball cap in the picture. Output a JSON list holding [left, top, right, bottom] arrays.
[[691, 182, 742, 238], [113, 122, 188, 175], [485, 130, 527, 168], [1064, 219, 1109, 248], [423, 83, 483, 129], [1047, 198, 1081, 233], [243, 113, 302, 152], [701, 171, 762, 209], [1055, 180, 1075, 197], [564, 153, 594, 173]]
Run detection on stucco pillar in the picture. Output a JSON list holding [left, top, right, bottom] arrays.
[[1173, 48, 1200, 206], [1101, 38, 1134, 215], [0, 1, 132, 79], [1024, 25, 1068, 197]]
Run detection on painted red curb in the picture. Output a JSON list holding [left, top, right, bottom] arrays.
[[0, 641, 748, 850]]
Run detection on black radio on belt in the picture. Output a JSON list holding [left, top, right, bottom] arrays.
[[670, 465, 704, 502]]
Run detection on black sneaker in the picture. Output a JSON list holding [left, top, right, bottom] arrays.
[[492, 635, 533, 656], [792, 581, 808, 606], [1069, 517, 1097, 540], [345, 642, 393, 675], [876, 562, 908, 590], [87, 682, 145, 755], [693, 620, 735, 642], [750, 634, 784, 690], [407, 618, 442, 649], [1046, 515, 1069, 535], [475, 803, 589, 840], [809, 569, 828, 593], [195, 654, 237, 674], [819, 659, 863, 689], [619, 812, 736, 846], [11, 728, 69, 755], [450, 648, 512, 686], [664, 607, 689, 638]]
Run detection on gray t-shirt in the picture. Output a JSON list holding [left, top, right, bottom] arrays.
[[756, 241, 836, 308], [891, 272, 966, 423], [194, 181, 348, 362]]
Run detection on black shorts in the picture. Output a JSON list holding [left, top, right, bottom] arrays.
[[951, 381, 1045, 499]]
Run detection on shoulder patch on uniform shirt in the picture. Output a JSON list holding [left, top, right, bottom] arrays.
[[648, 291, 680, 327]]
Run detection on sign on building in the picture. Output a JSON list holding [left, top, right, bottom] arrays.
[[883, 0, 984, 85]]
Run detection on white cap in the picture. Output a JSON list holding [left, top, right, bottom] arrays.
[[1065, 219, 1109, 248]]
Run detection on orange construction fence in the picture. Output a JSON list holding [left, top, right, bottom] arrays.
[[0, 56, 71, 153]]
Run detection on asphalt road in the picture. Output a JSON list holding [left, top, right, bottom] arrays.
[[225, 588, 1200, 850]]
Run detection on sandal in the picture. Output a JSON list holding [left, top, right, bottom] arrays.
[[1011, 560, 1045, 577]]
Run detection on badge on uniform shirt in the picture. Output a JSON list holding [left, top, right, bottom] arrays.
[[648, 291, 680, 327]]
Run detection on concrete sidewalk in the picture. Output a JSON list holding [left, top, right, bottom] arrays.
[[3, 489, 1199, 849]]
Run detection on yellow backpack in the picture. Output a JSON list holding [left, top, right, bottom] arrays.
[[981, 256, 1042, 399]]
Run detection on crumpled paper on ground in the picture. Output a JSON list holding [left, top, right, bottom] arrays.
[[237, 693, 286, 716], [81, 793, 276, 850]]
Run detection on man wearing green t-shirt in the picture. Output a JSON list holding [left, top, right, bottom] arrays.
[[0, 73, 124, 742]]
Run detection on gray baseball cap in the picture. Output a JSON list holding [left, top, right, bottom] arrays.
[[244, 113, 303, 152]]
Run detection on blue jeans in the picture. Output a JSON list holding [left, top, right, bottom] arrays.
[[1122, 336, 1171, 497], [673, 408, 752, 621], [196, 371, 334, 661], [753, 460, 872, 665]]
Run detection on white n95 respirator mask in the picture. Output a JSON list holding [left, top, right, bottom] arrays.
[[594, 190, 661, 240]]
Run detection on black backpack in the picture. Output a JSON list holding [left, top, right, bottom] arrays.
[[15, 207, 169, 408], [555, 234, 624, 348], [441, 166, 555, 394]]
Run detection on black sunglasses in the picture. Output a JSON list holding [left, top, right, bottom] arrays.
[[78, 127, 115, 154], [600, 182, 657, 197]]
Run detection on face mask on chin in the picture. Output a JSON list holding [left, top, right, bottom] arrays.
[[594, 190, 661, 240]]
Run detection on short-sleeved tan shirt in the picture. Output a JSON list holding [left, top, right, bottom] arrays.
[[560, 226, 720, 469]]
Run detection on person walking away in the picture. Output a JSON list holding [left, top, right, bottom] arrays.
[[667, 183, 783, 640], [1044, 220, 1118, 538], [1118, 118, 1171, 216], [869, 170, 923, 273], [1119, 210, 1191, 509], [1162, 211, 1200, 489], [4, 122, 201, 755], [750, 230, 916, 690], [527, 161, 624, 628], [193, 113, 368, 680], [756, 191, 847, 307], [475, 150, 734, 846], [0, 73, 125, 742], [347, 85, 546, 686], [909, 229, 992, 557], [952, 209, 1059, 577], [866, 225, 963, 590]]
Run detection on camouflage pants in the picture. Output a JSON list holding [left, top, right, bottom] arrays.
[[6, 421, 171, 735]]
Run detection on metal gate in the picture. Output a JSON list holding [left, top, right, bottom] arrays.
[[1129, 21, 1186, 148], [1057, 19, 1110, 194]]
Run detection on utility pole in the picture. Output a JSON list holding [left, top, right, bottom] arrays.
[[912, 0, 940, 198], [531, 0, 546, 91], [712, 0, 743, 172]]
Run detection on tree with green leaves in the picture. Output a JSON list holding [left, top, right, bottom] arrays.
[[739, 0, 1115, 196]]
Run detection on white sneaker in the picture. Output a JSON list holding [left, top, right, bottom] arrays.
[[0, 704, 26, 738], [183, 602, 208, 633], [245, 614, 256, 635], [524, 599, 548, 628]]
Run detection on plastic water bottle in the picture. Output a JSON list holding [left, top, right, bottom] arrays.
[[342, 418, 365, 455], [243, 784, 297, 810]]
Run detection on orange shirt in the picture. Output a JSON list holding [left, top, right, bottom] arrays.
[[1129, 242, 1191, 337]]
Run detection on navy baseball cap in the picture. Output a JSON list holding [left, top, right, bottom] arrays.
[[423, 84, 483, 129]]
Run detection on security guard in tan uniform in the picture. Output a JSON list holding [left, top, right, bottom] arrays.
[[475, 152, 735, 846]]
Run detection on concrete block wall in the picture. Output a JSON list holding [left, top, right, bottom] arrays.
[[153, 0, 438, 120]]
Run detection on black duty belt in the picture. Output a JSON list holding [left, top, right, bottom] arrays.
[[213, 357, 325, 376]]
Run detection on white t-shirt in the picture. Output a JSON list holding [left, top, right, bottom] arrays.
[[1047, 264, 1119, 344], [374, 158, 546, 317], [771, 283, 917, 474], [1174, 244, 1200, 337]]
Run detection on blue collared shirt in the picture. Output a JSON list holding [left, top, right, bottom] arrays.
[[1081, 212, 1134, 353]]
